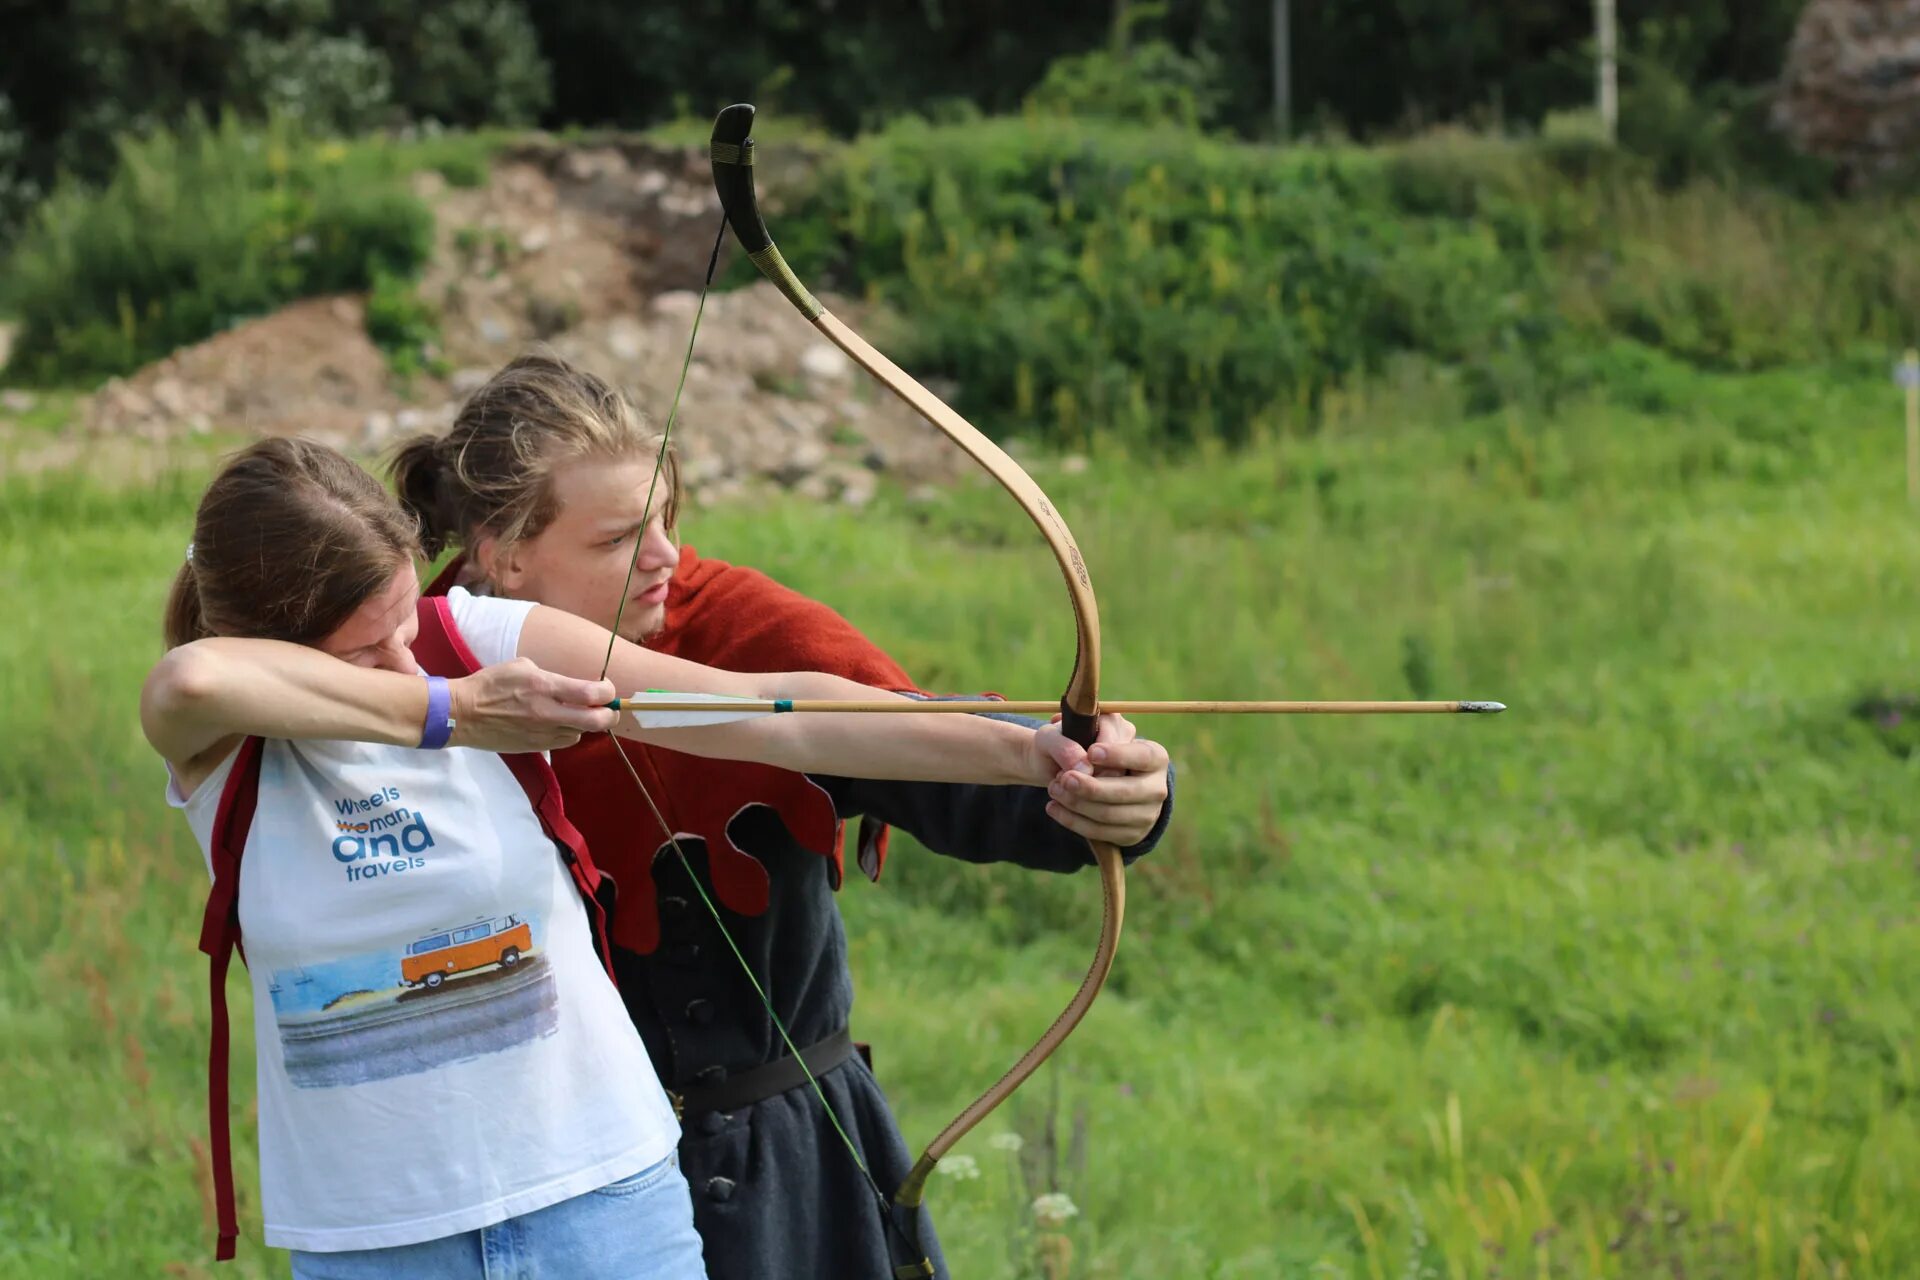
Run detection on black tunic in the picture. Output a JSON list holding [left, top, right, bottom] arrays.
[[611, 717, 1174, 1280]]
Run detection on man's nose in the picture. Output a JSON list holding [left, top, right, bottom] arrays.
[[640, 524, 678, 567]]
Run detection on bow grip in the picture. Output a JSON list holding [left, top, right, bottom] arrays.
[[1058, 699, 1100, 751]]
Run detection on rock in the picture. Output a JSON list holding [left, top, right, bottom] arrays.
[[700, 477, 744, 506], [635, 170, 669, 198], [561, 151, 608, 183], [112, 387, 158, 422], [450, 368, 492, 397], [862, 447, 888, 472], [828, 464, 878, 508], [481, 316, 513, 346], [520, 226, 552, 255], [679, 454, 729, 486], [359, 412, 395, 450], [150, 376, 190, 416], [649, 291, 701, 322], [187, 414, 213, 435], [799, 343, 852, 386], [772, 439, 830, 486], [0, 389, 36, 414], [1060, 454, 1090, 475], [606, 318, 646, 363], [395, 408, 426, 432], [660, 190, 713, 219], [774, 405, 824, 436]]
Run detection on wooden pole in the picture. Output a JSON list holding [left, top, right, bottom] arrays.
[[1596, 0, 1618, 142], [1273, 0, 1291, 140], [1905, 348, 1920, 505]]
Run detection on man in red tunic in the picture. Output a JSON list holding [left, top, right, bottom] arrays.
[[408, 353, 1173, 1280]]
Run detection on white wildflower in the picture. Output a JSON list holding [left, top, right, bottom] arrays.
[[935, 1154, 981, 1181], [987, 1132, 1025, 1153], [1031, 1191, 1079, 1228]]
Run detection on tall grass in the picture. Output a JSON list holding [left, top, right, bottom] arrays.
[[4, 358, 1916, 1276]]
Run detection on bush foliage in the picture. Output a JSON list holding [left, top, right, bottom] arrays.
[[761, 117, 1919, 445], [1, 114, 434, 384]]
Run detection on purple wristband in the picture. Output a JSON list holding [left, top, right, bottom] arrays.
[[420, 675, 454, 749]]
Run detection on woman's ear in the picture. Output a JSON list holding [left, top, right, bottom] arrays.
[[474, 534, 520, 591]]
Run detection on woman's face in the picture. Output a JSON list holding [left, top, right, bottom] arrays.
[[490, 453, 679, 642], [315, 562, 422, 674]]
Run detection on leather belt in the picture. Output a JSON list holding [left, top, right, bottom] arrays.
[[670, 1027, 857, 1119]]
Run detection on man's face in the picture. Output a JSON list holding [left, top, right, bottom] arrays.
[[489, 453, 679, 643]]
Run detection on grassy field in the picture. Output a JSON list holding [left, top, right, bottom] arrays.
[[2, 357, 1917, 1279]]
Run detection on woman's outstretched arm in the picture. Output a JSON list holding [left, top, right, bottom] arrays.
[[517, 605, 1081, 788], [141, 638, 618, 792]]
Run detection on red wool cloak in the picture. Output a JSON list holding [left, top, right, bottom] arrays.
[[426, 547, 925, 954]]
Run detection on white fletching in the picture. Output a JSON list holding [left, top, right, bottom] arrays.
[[613, 690, 780, 729]]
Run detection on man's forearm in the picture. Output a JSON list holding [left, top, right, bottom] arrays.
[[815, 711, 1175, 871]]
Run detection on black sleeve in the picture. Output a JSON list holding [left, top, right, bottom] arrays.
[[808, 709, 1174, 874]]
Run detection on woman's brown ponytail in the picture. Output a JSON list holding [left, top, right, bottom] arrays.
[[385, 351, 680, 569], [388, 433, 458, 560]]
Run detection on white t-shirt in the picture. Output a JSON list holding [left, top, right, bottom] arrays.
[[167, 588, 678, 1252]]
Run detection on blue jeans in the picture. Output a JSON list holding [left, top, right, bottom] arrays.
[[289, 1154, 708, 1280]]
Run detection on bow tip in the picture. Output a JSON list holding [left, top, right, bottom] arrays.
[[713, 103, 756, 144]]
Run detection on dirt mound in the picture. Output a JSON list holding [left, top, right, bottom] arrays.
[[78, 137, 971, 503], [85, 296, 402, 442]]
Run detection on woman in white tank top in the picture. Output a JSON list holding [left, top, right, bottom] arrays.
[[143, 439, 1095, 1279]]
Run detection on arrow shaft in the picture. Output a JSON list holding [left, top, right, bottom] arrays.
[[614, 697, 1505, 716]]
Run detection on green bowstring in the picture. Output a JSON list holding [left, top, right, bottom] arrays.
[[596, 214, 924, 1267]]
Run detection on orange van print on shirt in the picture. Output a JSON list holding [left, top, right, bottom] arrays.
[[401, 914, 534, 989]]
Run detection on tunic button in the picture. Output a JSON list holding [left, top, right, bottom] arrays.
[[695, 1065, 727, 1087], [684, 998, 715, 1026], [706, 1176, 736, 1203], [669, 942, 701, 966], [660, 896, 689, 916], [697, 1110, 728, 1135]]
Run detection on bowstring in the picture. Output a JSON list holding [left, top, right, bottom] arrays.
[[600, 212, 925, 1266]]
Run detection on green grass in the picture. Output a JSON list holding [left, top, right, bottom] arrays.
[[2, 360, 1917, 1278]]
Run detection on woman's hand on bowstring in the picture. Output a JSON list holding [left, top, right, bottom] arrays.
[[448, 659, 619, 752]]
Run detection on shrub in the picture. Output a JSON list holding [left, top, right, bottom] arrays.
[[1, 113, 433, 385], [363, 269, 440, 379], [755, 116, 1919, 446], [770, 118, 1562, 445], [1023, 39, 1224, 131]]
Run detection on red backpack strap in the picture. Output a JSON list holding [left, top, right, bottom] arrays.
[[411, 597, 618, 980], [196, 736, 264, 1263]]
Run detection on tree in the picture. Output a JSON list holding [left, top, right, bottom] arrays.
[[1773, 0, 1920, 185]]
